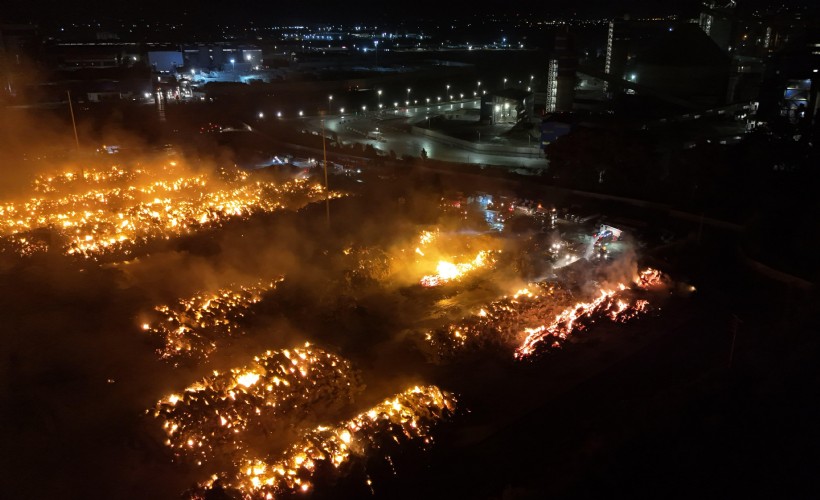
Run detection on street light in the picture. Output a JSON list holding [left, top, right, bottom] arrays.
[[230, 58, 235, 72], [298, 110, 303, 117], [406, 87, 411, 103], [276, 111, 282, 118], [258, 111, 264, 119], [374, 40, 379, 66], [377, 89, 382, 107], [503, 77, 507, 88], [339, 107, 345, 114], [328, 94, 333, 113], [446, 84, 450, 98]]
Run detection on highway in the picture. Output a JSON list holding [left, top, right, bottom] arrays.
[[300, 100, 548, 169]]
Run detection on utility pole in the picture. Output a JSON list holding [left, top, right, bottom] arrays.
[[67, 90, 83, 178], [321, 114, 330, 228], [67, 90, 80, 149]]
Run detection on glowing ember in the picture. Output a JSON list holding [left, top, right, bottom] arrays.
[[143, 278, 284, 362], [151, 344, 362, 464], [0, 163, 341, 258], [188, 385, 456, 499], [418, 229, 437, 247], [420, 250, 496, 287]]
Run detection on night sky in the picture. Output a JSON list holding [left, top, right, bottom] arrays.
[[4, 0, 810, 25]]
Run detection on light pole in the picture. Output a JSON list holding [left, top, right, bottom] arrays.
[[328, 94, 333, 113], [406, 88, 411, 105], [446, 84, 450, 100], [321, 113, 330, 228], [230, 58, 235, 72], [377, 89, 382, 108], [374, 40, 379, 66], [503, 77, 507, 89]]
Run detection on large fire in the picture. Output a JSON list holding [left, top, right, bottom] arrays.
[[0, 163, 340, 258], [635, 267, 664, 289], [419, 250, 496, 287], [142, 278, 284, 362], [424, 282, 573, 355], [188, 385, 456, 499], [515, 283, 650, 359], [425, 270, 658, 360], [151, 344, 362, 465]]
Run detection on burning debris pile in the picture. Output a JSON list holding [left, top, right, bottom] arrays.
[[515, 285, 650, 359], [419, 250, 499, 287], [142, 278, 284, 362], [425, 269, 660, 360], [151, 344, 362, 465], [0, 163, 339, 258], [188, 385, 456, 499], [425, 282, 574, 356], [635, 267, 665, 289]]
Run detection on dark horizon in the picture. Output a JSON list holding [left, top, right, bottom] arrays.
[[5, 0, 803, 25]]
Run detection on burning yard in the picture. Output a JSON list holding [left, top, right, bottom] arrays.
[[0, 161, 339, 259], [1, 154, 684, 500]]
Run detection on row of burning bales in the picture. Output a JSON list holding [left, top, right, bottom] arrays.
[[139, 225, 663, 498], [0, 163, 337, 258]]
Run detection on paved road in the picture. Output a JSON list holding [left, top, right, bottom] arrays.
[[297, 100, 548, 169]]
